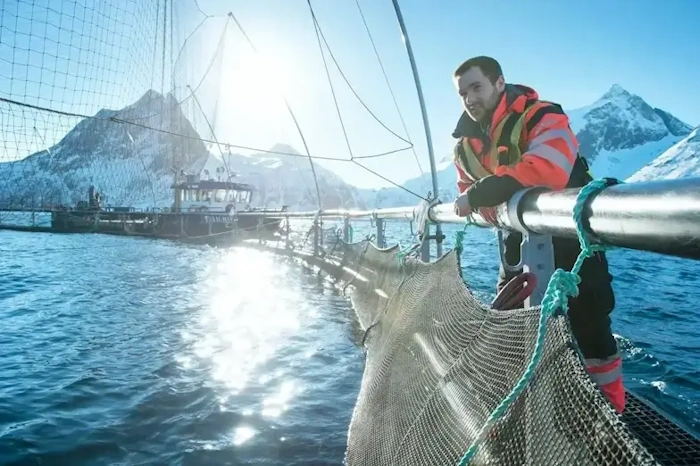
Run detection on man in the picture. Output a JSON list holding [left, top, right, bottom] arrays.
[[451, 56, 625, 414]]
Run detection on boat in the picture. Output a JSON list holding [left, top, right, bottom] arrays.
[[45, 172, 286, 245], [171, 174, 286, 234]]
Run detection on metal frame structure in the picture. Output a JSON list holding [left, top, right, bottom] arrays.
[[390, 0, 444, 258], [241, 177, 700, 260], [240, 177, 700, 306]]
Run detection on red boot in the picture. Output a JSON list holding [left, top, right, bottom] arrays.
[[586, 355, 626, 414]]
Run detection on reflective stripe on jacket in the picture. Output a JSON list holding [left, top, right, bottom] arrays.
[[452, 84, 582, 193]]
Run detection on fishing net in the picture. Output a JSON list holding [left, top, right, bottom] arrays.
[[321, 239, 659, 466]]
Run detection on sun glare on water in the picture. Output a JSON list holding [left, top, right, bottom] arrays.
[[178, 247, 310, 446]]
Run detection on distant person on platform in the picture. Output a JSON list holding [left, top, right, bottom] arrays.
[[450, 55, 625, 414]]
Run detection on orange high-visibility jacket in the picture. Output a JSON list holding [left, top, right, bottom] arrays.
[[453, 84, 580, 195]]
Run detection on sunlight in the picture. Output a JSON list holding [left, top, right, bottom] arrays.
[[217, 41, 299, 145], [262, 380, 297, 418], [182, 247, 307, 414], [232, 425, 256, 446]]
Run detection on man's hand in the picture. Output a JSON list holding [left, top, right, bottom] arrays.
[[453, 191, 472, 217], [455, 175, 525, 220], [466, 175, 525, 209]]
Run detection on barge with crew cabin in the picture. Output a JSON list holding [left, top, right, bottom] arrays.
[[47, 175, 286, 245]]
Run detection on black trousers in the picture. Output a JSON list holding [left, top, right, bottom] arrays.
[[497, 232, 618, 360]]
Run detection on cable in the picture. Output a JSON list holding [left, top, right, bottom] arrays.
[[307, 0, 355, 161], [351, 146, 413, 159], [161, 0, 168, 96], [311, 5, 411, 146], [354, 0, 427, 190], [227, 12, 322, 210], [225, 13, 315, 203], [187, 85, 232, 181], [0, 96, 362, 160], [352, 159, 427, 200], [126, 14, 226, 122], [193, 0, 211, 18], [151, 0, 161, 93], [307, 0, 425, 202]]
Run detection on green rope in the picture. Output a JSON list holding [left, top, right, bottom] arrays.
[[454, 229, 466, 255], [396, 242, 417, 265], [456, 178, 619, 465], [454, 211, 490, 271]]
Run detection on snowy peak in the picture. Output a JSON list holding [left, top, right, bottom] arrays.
[[571, 84, 692, 160], [267, 143, 302, 156], [0, 86, 367, 211], [561, 84, 693, 181], [628, 127, 700, 182], [653, 108, 692, 137], [597, 83, 631, 101], [27, 88, 207, 174]]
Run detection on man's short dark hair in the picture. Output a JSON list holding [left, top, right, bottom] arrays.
[[454, 56, 503, 84]]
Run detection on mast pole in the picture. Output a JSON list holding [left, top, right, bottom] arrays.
[[390, 0, 443, 258]]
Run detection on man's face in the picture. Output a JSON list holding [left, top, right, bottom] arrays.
[[454, 66, 504, 123]]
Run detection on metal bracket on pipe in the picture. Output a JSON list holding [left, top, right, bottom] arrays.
[[497, 187, 555, 307], [313, 210, 321, 256], [342, 215, 350, 243], [376, 217, 386, 248], [415, 199, 431, 238], [521, 233, 555, 307], [416, 197, 442, 262], [417, 197, 442, 236]]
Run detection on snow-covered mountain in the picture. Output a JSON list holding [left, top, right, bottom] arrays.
[[0, 90, 366, 211], [628, 127, 700, 182], [193, 144, 367, 210], [567, 84, 692, 180], [0, 90, 209, 209], [1, 85, 693, 213], [367, 84, 693, 208]]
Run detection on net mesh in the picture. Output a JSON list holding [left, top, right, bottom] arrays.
[[0, 0, 431, 234], [321, 239, 660, 466], [0, 0, 343, 230]]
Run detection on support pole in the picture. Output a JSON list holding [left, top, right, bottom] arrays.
[[376, 217, 385, 248], [498, 230, 555, 308], [313, 218, 320, 257], [420, 224, 431, 262], [391, 0, 443, 258], [285, 217, 291, 249], [343, 216, 350, 243], [497, 188, 556, 307], [521, 234, 555, 307]]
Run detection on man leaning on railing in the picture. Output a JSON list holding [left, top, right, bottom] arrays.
[[450, 55, 625, 414]]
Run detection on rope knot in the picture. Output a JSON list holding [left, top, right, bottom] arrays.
[[540, 269, 580, 316], [454, 230, 466, 254]]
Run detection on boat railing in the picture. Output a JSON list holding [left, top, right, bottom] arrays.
[[237, 177, 700, 263]]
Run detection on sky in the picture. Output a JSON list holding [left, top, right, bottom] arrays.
[[1, 0, 699, 190]]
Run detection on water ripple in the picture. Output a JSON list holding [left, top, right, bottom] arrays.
[[0, 225, 698, 465]]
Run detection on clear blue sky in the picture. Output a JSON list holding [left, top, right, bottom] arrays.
[[2, 0, 699, 190]]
